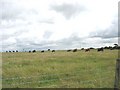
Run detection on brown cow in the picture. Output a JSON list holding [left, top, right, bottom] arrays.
[[85, 49, 90, 52]]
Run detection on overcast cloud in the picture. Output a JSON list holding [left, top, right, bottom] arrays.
[[89, 18, 118, 39], [50, 3, 86, 19], [0, 0, 119, 52]]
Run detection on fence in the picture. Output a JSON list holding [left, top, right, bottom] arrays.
[[114, 58, 120, 90]]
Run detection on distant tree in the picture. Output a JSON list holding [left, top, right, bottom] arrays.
[[104, 46, 109, 49], [118, 46, 120, 49], [104, 46, 113, 49], [108, 46, 112, 49], [113, 44, 119, 49], [89, 47, 94, 49], [114, 44, 118, 46]]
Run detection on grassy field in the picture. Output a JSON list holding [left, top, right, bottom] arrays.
[[2, 49, 119, 88]]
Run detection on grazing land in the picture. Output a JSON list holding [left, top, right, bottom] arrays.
[[2, 49, 118, 88]]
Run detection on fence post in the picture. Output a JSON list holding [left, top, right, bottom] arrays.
[[114, 58, 120, 90]]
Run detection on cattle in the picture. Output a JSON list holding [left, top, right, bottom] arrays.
[[48, 49, 50, 51], [67, 49, 71, 52], [97, 48, 104, 52], [85, 49, 90, 52], [41, 50, 45, 53], [13, 51, 15, 52], [9, 51, 11, 52], [110, 48, 114, 50], [32, 50, 36, 53], [16, 50, 18, 52], [81, 48, 84, 50], [6, 51, 8, 53], [73, 49, 77, 52], [52, 50, 55, 52], [29, 51, 31, 53], [41, 50, 44, 53]]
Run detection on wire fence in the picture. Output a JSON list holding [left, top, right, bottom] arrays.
[[114, 58, 120, 89]]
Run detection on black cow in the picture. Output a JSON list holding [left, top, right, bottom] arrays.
[[32, 50, 36, 53], [81, 48, 84, 50], [41, 50, 44, 53], [6, 51, 8, 53], [67, 49, 71, 52], [110, 48, 114, 50], [48, 49, 50, 51], [9, 51, 11, 52], [73, 49, 77, 52], [16, 50, 18, 52], [29, 51, 31, 53], [52, 50, 55, 52], [13, 51, 15, 52], [97, 48, 104, 52]]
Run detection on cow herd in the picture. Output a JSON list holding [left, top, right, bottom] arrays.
[[6, 50, 18, 53], [5, 49, 57, 53], [66, 48, 104, 52], [5, 47, 113, 53], [28, 49, 56, 53]]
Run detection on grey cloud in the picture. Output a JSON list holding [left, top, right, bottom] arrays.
[[0, 0, 55, 31], [101, 38, 117, 43], [38, 19, 54, 24], [0, 21, 30, 29], [57, 35, 81, 46], [2, 34, 83, 51], [0, 0, 38, 21], [50, 3, 86, 19], [89, 20, 118, 39], [39, 21, 54, 24], [53, 33, 85, 49], [2, 32, 118, 52], [27, 35, 83, 50], [43, 31, 53, 39], [14, 39, 57, 51], [0, 0, 22, 21], [1, 29, 29, 41]]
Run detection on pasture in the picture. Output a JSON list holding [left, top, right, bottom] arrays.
[[2, 49, 118, 88]]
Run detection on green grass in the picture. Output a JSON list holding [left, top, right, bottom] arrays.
[[2, 49, 119, 88]]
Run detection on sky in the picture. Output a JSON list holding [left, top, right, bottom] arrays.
[[0, 0, 119, 52]]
